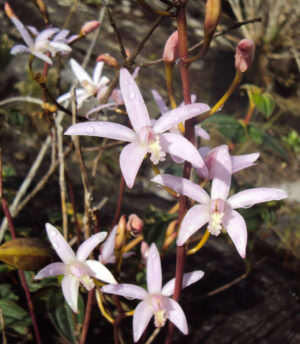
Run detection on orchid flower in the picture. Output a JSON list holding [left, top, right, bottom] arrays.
[[102, 243, 204, 342], [65, 68, 209, 188], [9, 16, 71, 65], [152, 146, 288, 258], [197, 144, 260, 179], [57, 58, 110, 108], [151, 89, 210, 141], [35, 223, 117, 313]]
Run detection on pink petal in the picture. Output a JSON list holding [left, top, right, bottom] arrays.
[[153, 103, 210, 134], [222, 208, 247, 258], [194, 125, 210, 140], [77, 232, 107, 261], [227, 188, 288, 209], [133, 300, 153, 342], [11, 17, 33, 47], [35, 262, 66, 279], [231, 152, 260, 173], [70, 58, 93, 85], [160, 133, 208, 173], [49, 41, 72, 54], [151, 174, 210, 204], [93, 61, 104, 85], [119, 142, 147, 189], [85, 260, 117, 284], [36, 28, 59, 42], [57, 88, 86, 104], [164, 298, 188, 335], [211, 145, 232, 201], [177, 204, 210, 246], [161, 270, 205, 297], [151, 89, 169, 114], [99, 227, 117, 264], [45, 223, 75, 264], [120, 68, 150, 133], [11, 45, 30, 55], [53, 29, 70, 41], [64, 122, 136, 142], [147, 243, 162, 294], [32, 51, 53, 65], [62, 275, 79, 313], [101, 284, 148, 300]]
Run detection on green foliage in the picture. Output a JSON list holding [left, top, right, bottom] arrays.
[[282, 129, 300, 153], [0, 34, 13, 73], [2, 165, 16, 179], [252, 92, 275, 118]]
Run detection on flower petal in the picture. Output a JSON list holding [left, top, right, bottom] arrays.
[[76, 232, 107, 261], [32, 51, 53, 64], [62, 275, 79, 313], [36, 28, 59, 42], [177, 204, 210, 246], [53, 29, 70, 41], [164, 298, 188, 335], [160, 133, 208, 173], [227, 188, 288, 209], [162, 270, 205, 297], [222, 208, 247, 258], [231, 152, 260, 174], [119, 142, 147, 189], [147, 243, 162, 294], [49, 41, 72, 54], [99, 227, 117, 265], [194, 125, 210, 140], [101, 284, 148, 300], [92, 61, 104, 85], [211, 145, 232, 201], [57, 88, 86, 104], [70, 58, 93, 85], [35, 262, 66, 279], [64, 121, 136, 142], [151, 174, 210, 204], [133, 300, 153, 342], [85, 260, 117, 284], [120, 68, 150, 133], [153, 103, 210, 134], [151, 89, 169, 115], [45, 223, 75, 264], [11, 44, 30, 55], [11, 17, 33, 47]]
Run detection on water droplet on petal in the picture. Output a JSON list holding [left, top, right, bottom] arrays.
[[87, 126, 95, 134], [50, 230, 57, 237], [129, 92, 135, 100]]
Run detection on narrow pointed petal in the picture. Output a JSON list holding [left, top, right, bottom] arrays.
[[211, 146, 232, 201], [36, 28, 59, 42], [11, 45, 30, 55], [231, 152, 260, 174], [53, 29, 70, 41], [195, 125, 210, 140], [151, 89, 169, 115], [99, 227, 117, 264], [222, 208, 247, 258], [65, 122, 136, 141], [85, 260, 117, 284], [32, 51, 53, 64], [77, 232, 107, 261], [153, 103, 210, 134], [147, 243, 162, 294], [27, 26, 39, 36], [57, 88, 86, 104], [92, 61, 104, 85], [198, 146, 210, 159], [119, 68, 150, 133], [133, 300, 153, 342], [164, 298, 188, 335], [162, 270, 205, 296], [120, 142, 147, 189], [45, 223, 75, 264], [35, 262, 66, 279], [70, 58, 93, 85], [101, 284, 148, 300], [160, 133, 208, 173], [62, 275, 79, 313], [152, 174, 210, 204], [227, 188, 288, 209], [11, 17, 33, 47], [177, 204, 210, 246], [49, 41, 72, 54]]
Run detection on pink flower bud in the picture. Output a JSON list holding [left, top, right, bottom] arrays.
[[80, 21, 100, 36], [96, 54, 119, 68], [204, 0, 221, 37], [5, 2, 16, 18], [235, 39, 255, 73], [163, 31, 179, 63], [140, 241, 149, 263], [126, 214, 144, 236]]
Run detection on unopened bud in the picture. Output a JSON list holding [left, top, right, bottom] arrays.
[[140, 241, 149, 263], [235, 39, 255, 73], [204, 0, 221, 37], [115, 215, 126, 250], [163, 31, 178, 63], [32, 0, 49, 24], [4, 2, 16, 18], [126, 214, 144, 236], [80, 21, 100, 36], [96, 54, 119, 68]]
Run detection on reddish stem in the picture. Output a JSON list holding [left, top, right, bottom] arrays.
[[111, 176, 125, 228], [79, 289, 94, 344]]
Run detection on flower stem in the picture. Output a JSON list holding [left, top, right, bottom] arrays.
[[79, 289, 94, 344]]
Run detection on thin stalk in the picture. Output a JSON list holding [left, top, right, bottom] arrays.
[[79, 289, 94, 344], [111, 176, 125, 228]]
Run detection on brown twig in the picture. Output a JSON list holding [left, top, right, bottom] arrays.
[[79, 289, 94, 344]]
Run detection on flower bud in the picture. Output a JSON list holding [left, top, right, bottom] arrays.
[[0, 238, 54, 271], [163, 31, 178, 63], [140, 241, 149, 263], [96, 54, 119, 68], [115, 215, 126, 250], [126, 214, 144, 236], [204, 0, 221, 37], [32, 0, 49, 24], [4, 2, 16, 19], [235, 39, 255, 73], [80, 21, 100, 36]]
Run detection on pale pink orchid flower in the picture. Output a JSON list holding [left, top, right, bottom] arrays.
[[196, 144, 260, 179], [57, 58, 110, 108], [10, 17, 72, 65], [35, 223, 117, 313], [102, 243, 204, 342], [152, 146, 288, 258], [65, 68, 210, 188]]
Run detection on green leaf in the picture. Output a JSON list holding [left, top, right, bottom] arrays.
[[24, 271, 59, 292], [202, 114, 246, 142], [0, 283, 19, 301], [252, 93, 275, 118], [248, 124, 287, 159]]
